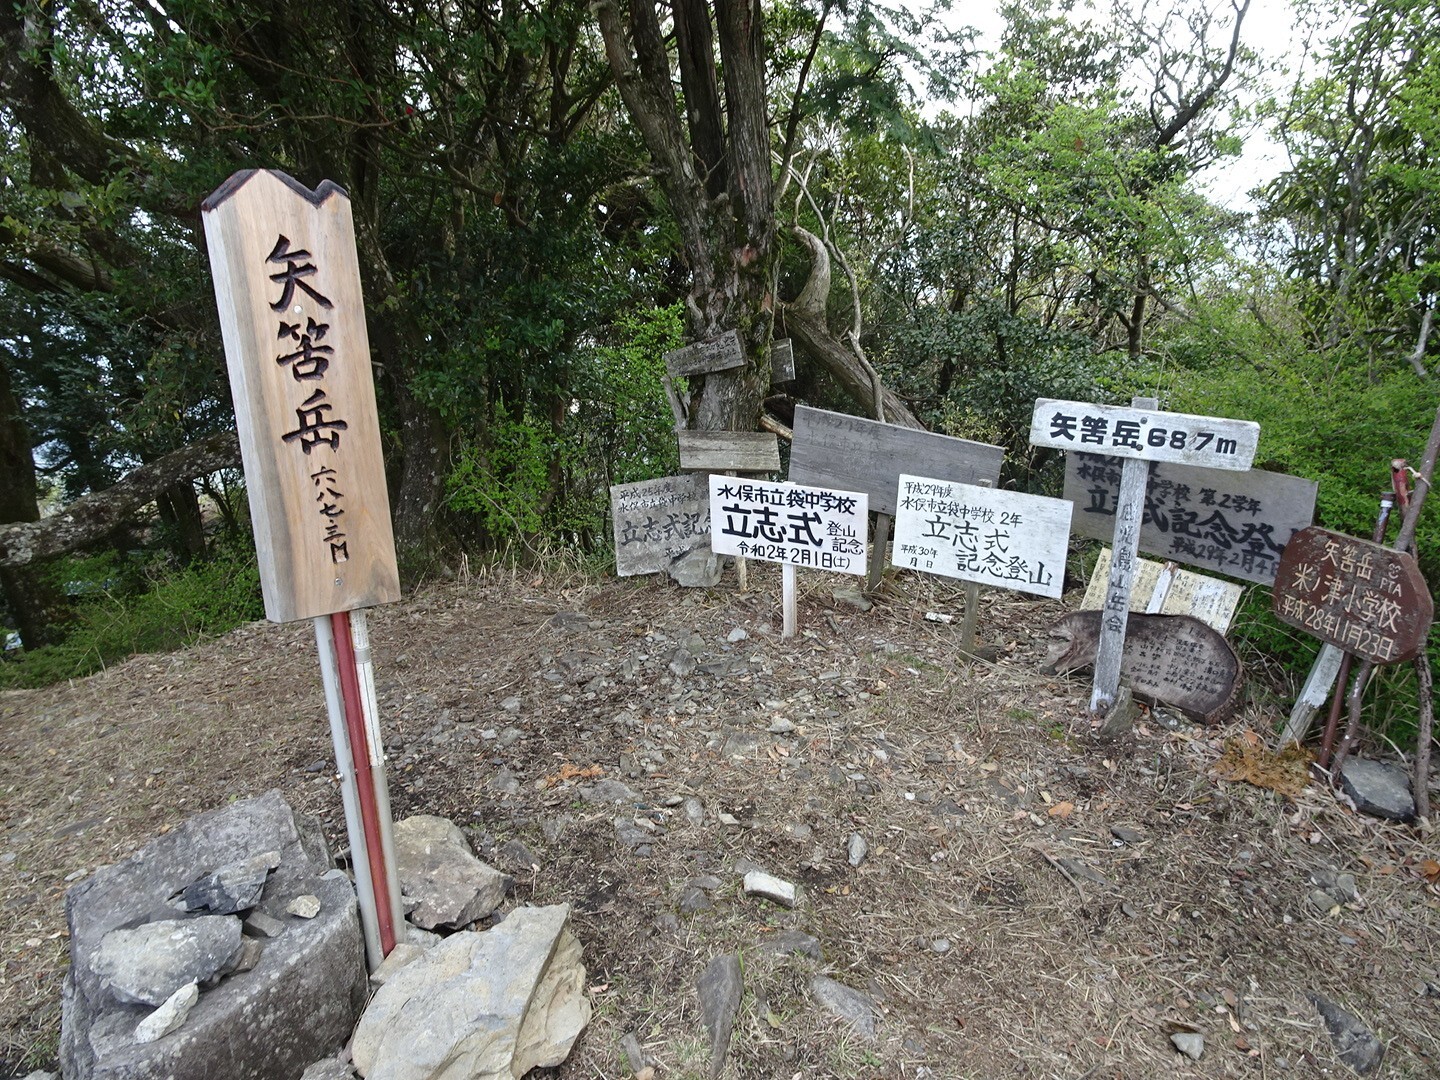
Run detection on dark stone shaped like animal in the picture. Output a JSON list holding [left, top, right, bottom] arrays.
[[1043, 611, 1242, 725]]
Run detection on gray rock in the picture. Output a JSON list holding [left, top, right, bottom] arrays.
[[487, 768, 521, 797], [286, 894, 321, 919], [61, 790, 366, 1080], [171, 850, 281, 916], [726, 628, 748, 643], [1170, 1032, 1204, 1060], [721, 732, 762, 759], [669, 647, 698, 677], [1308, 889, 1339, 914], [352, 905, 590, 1080], [1338, 758, 1415, 822], [768, 718, 795, 734], [930, 939, 951, 955], [578, 779, 641, 805], [678, 887, 713, 915], [393, 815, 511, 930], [1309, 993, 1384, 1074], [299, 1059, 356, 1080], [832, 585, 873, 612], [697, 955, 743, 1080], [548, 610, 590, 633], [495, 839, 540, 873], [811, 976, 877, 1042], [756, 929, 822, 961], [403, 924, 441, 950], [1110, 826, 1144, 845], [92, 916, 243, 1006], [133, 982, 198, 1044], [683, 798, 705, 826], [614, 817, 653, 852], [368, 942, 425, 989], [847, 833, 868, 868], [242, 911, 286, 939], [500, 696, 522, 713], [783, 822, 813, 842], [1310, 868, 1358, 903], [669, 549, 723, 587], [743, 870, 798, 908], [230, 938, 264, 975]]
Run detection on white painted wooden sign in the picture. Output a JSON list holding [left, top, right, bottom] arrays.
[[1030, 399, 1259, 471], [203, 170, 400, 623], [707, 476, 867, 575], [891, 475, 1071, 598], [1080, 549, 1244, 634]]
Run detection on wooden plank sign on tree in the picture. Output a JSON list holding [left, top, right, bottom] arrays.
[[1063, 452, 1316, 585], [891, 475, 1071, 598], [1273, 526, 1433, 663], [202, 170, 399, 624], [1030, 399, 1259, 470], [770, 338, 796, 384], [609, 474, 711, 577], [664, 329, 746, 378], [677, 430, 781, 473]]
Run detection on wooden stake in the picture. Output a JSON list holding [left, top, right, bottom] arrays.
[[782, 562, 797, 639], [1281, 644, 1344, 746], [866, 512, 891, 593], [726, 469, 748, 592], [958, 480, 992, 654]]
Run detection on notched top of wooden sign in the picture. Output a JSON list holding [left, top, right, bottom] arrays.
[[664, 329, 746, 378], [202, 169, 349, 212]]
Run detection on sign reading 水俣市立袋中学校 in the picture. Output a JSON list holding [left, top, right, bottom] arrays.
[[891, 475, 1071, 598], [1030, 399, 1259, 471], [707, 476, 867, 575], [202, 170, 400, 624]]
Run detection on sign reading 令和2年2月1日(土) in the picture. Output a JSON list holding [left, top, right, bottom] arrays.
[[891, 475, 1072, 599], [1029, 399, 1259, 471], [707, 475, 868, 575]]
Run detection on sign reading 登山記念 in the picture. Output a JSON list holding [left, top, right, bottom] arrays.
[[891, 475, 1070, 598], [610, 474, 711, 577], [202, 170, 400, 623], [707, 476, 867, 575], [1030, 399, 1259, 471]]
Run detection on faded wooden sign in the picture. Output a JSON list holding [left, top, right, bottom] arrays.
[[1272, 526, 1434, 663], [1064, 452, 1315, 585], [1080, 549, 1244, 634], [891, 474, 1070, 598], [708, 476, 867, 575], [788, 405, 1003, 516], [1031, 399, 1258, 470], [202, 170, 400, 623], [770, 338, 796, 384], [677, 430, 780, 473], [610, 474, 710, 577], [1046, 611, 1242, 723], [664, 329, 745, 378]]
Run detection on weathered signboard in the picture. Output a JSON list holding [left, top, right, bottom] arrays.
[[1045, 611, 1242, 724], [891, 474, 1070, 598], [610, 474, 710, 577], [708, 476, 867, 575], [1031, 399, 1259, 471], [678, 430, 780, 473], [770, 338, 796, 384], [664, 329, 745, 378], [788, 405, 1003, 515], [202, 170, 400, 623], [1272, 526, 1434, 663], [1080, 549, 1244, 634], [1064, 452, 1315, 585]]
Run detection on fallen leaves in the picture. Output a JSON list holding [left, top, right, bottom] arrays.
[[542, 763, 603, 787], [1212, 730, 1313, 798]]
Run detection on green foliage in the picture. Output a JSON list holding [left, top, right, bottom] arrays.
[[0, 540, 263, 689]]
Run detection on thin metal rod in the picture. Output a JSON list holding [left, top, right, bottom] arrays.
[[349, 610, 405, 942], [314, 616, 382, 968]]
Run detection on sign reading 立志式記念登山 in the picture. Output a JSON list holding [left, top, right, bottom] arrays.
[[1272, 526, 1434, 664], [707, 476, 867, 576], [890, 475, 1071, 599], [1030, 399, 1259, 471], [202, 170, 399, 624], [1063, 452, 1316, 585], [610, 474, 711, 577]]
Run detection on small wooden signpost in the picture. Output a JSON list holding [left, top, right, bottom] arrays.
[[770, 338, 796, 384], [203, 170, 402, 969], [1272, 526, 1433, 664], [707, 475, 867, 637], [663, 329, 746, 379], [1063, 452, 1316, 585], [676, 430, 781, 473], [1031, 397, 1258, 713], [789, 405, 1003, 592], [609, 474, 711, 577]]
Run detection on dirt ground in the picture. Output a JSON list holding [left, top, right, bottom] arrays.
[[2, 562, 1438, 1079]]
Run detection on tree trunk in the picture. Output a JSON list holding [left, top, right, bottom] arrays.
[[387, 379, 450, 578], [156, 481, 207, 563]]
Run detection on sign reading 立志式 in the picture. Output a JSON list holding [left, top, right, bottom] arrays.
[[707, 476, 867, 575]]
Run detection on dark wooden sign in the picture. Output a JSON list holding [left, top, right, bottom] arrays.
[[770, 339, 796, 384], [1272, 526, 1433, 663], [1044, 611, 1242, 724], [664, 329, 746, 379], [788, 405, 1003, 516], [1064, 452, 1317, 585], [677, 430, 781, 473]]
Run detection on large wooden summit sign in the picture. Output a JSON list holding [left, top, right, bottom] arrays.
[[202, 170, 400, 623]]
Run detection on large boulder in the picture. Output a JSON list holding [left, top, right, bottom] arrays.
[[352, 905, 590, 1079], [393, 815, 510, 930], [61, 790, 367, 1080]]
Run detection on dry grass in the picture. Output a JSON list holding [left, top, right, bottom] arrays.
[[2, 563, 1438, 1078]]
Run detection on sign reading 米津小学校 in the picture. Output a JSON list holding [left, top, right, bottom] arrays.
[[891, 475, 1071, 599], [609, 474, 711, 577], [707, 476, 867, 575], [1030, 399, 1259, 471], [202, 170, 399, 624]]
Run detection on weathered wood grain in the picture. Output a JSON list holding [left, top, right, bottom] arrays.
[[609, 473, 710, 577], [677, 430, 780, 473], [770, 338, 795, 384], [664, 329, 746, 378]]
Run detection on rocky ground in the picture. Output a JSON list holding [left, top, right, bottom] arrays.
[[2, 562, 1438, 1079]]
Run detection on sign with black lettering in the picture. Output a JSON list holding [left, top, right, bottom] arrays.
[[664, 329, 746, 378], [707, 476, 867, 575], [891, 475, 1070, 598], [770, 338, 796, 384], [610, 474, 710, 577], [1031, 399, 1258, 470]]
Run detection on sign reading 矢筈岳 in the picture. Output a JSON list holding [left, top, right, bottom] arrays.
[[891, 475, 1071, 598], [1029, 399, 1259, 471], [707, 476, 867, 575], [202, 170, 400, 623]]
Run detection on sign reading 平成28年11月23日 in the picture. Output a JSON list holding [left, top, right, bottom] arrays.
[[1029, 399, 1259, 471], [891, 474, 1071, 598], [707, 476, 868, 575]]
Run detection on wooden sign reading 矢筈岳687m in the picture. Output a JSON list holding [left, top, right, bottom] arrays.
[[707, 476, 867, 575], [1030, 399, 1259, 471]]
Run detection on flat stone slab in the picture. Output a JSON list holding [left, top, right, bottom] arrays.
[[811, 976, 877, 1042], [696, 954, 743, 1080], [1338, 757, 1415, 822], [92, 917, 242, 1007], [743, 871, 798, 908], [393, 815, 511, 930]]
